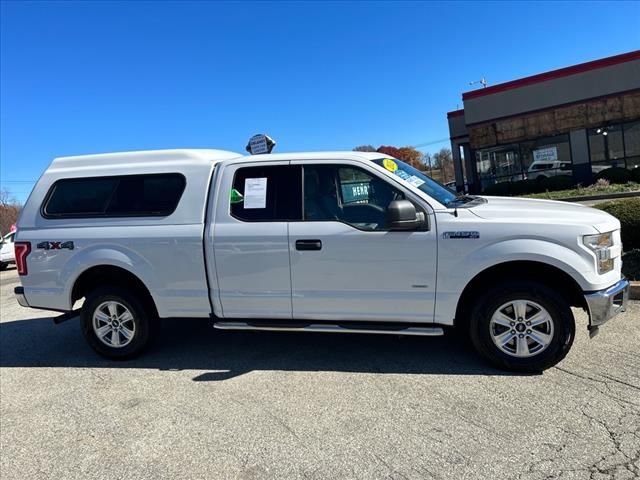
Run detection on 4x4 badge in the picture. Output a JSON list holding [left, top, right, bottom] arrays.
[[36, 241, 74, 250]]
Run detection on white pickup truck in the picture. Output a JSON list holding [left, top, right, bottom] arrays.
[[14, 149, 629, 372]]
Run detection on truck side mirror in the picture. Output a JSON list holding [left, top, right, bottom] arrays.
[[387, 200, 425, 230]]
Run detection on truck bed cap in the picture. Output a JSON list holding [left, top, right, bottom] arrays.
[[49, 149, 243, 171]]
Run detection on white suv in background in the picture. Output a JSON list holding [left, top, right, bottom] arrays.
[[527, 160, 573, 179], [0, 231, 16, 270]]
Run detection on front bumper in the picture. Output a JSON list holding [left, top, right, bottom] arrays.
[[14, 286, 29, 308], [584, 279, 629, 327]]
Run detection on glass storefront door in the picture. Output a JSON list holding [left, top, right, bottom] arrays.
[[475, 146, 523, 190]]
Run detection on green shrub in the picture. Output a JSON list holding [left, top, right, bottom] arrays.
[[526, 179, 546, 194], [540, 175, 575, 192], [595, 198, 640, 250], [482, 176, 577, 196], [595, 167, 631, 184], [482, 182, 512, 196], [510, 179, 542, 195], [631, 167, 640, 183]]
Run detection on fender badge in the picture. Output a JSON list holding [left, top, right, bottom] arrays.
[[442, 231, 479, 239], [37, 241, 74, 250]]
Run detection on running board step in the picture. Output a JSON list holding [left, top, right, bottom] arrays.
[[213, 322, 444, 336]]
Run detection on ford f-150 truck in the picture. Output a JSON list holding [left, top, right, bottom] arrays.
[[13, 149, 629, 372]]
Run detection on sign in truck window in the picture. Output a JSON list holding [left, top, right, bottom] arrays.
[[243, 178, 268, 209], [341, 181, 370, 204]]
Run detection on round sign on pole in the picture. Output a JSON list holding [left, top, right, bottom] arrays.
[[246, 134, 276, 155]]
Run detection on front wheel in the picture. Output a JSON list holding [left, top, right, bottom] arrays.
[[469, 281, 575, 372], [80, 287, 154, 359]]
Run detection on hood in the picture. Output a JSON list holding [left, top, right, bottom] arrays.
[[470, 196, 620, 233]]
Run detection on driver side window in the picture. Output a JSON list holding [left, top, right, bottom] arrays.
[[303, 165, 404, 230]]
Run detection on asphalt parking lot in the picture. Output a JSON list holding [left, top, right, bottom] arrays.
[[1, 267, 638, 480]]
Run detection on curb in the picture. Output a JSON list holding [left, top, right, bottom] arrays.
[[560, 191, 640, 202], [630, 281, 640, 301]]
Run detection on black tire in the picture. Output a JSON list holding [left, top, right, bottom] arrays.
[[0, 262, 7, 271], [469, 281, 575, 372], [80, 287, 154, 359]]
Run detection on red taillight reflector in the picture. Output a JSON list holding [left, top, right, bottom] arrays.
[[14, 242, 31, 275]]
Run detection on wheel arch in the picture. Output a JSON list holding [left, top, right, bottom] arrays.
[[454, 260, 586, 328], [71, 265, 158, 317]]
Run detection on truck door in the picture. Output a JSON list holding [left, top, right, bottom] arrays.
[[211, 162, 301, 318], [289, 161, 437, 322]]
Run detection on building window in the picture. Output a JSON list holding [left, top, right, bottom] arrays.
[[520, 134, 572, 180], [475, 145, 523, 191], [475, 133, 572, 192], [589, 122, 640, 173], [623, 121, 640, 169], [589, 125, 624, 171]]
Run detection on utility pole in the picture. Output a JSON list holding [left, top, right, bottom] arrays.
[[425, 153, 433, 178]]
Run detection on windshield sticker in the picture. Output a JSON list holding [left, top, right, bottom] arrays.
[[230, 188, 244, 204], [391, 169, 426, 188], [382, 159, 398, 172], [395, 170, 410, 181], [442, 231, 480, 239], [406, 175, 426, 187], [244, 177, 267, 209]]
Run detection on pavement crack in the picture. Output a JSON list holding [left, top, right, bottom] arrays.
[[555, 366, 605, 385], [599, 373, 640, 392], [577, 403, 640, 478], [554, 366, 640, 408], [372, 453, 408, 480], [229, 396, 301, 441]]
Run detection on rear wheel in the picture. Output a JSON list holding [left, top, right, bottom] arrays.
[[469, 281, 575, 372], [81, 287, 154, 359], [0, 262, 7, 271]]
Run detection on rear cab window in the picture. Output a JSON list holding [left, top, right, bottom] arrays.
[[42, 174, 186, 218]]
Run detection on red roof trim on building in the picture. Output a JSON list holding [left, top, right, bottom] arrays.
[[462, 50, 640, 101], [447, 109, 465, 118]]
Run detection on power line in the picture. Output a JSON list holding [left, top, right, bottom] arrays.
[[411, 137, 450, 148]]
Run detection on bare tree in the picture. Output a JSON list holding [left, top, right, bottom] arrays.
[[353, 145, 377, 152], [0, 188, 12, 207], [0, 188, 21, 235], [432, 148, 454, 183]]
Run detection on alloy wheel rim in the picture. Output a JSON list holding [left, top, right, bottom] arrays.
[[489, 299, 554, 358], [92, 301, 136, 348]]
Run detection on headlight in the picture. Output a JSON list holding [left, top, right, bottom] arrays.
[[583, 232, 614, 274]]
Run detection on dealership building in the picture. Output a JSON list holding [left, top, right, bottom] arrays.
[[447, 50, 640, 193]]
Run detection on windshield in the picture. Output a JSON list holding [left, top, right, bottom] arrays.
[[372, 157, 458, 206]]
